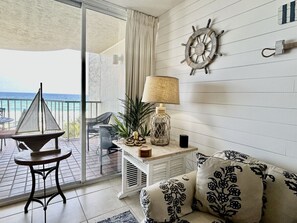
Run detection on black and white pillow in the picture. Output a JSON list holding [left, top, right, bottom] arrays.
[[140, 172, 196, 223], [195, 153, 265, 223], [213, 150, 297, 223], [212, 150, 255, 163]]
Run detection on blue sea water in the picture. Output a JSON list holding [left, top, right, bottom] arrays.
[[0, 92, 80, 101], [0, 92, 81, 113]]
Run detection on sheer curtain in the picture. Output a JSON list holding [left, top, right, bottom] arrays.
[[125, 9, 158, 100]]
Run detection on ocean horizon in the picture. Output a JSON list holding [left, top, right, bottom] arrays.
[[0, 91, 80, 101]]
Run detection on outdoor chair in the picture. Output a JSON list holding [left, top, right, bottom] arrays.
[[0, 108, 26, 152], [0, 108, 16, 151], [0, 129, 16, 151], [98, 124, 120, 174], [86, 112, 113, 151]]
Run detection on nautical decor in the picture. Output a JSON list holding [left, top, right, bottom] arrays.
[[124, 131, 146, 146], [12, 83, 64, 154], [278, 1, 297, 25], [181, 19, 224, 75]]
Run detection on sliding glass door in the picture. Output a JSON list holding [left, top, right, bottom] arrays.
[[83, 7, 126, 180], [0, 0, 126, 203], [0, 0, 81, 202]]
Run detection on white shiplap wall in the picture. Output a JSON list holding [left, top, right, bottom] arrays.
[[155, 0, 297, 172]]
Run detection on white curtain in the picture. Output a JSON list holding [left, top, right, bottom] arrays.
[[125, 9, 158, 100]]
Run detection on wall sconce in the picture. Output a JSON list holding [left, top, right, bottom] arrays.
[[113, 54, 124, 64]]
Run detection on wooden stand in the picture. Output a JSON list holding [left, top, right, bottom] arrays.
[[30, 149, 61, 157]]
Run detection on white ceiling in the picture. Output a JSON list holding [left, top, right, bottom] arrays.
[[0, 0, 184, 52], [104, 0, 185, 17]]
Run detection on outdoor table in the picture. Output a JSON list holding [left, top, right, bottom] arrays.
[[0, 117, 13, 124]]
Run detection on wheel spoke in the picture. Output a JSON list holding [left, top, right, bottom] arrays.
[[195, 55, 199, 62], [202, 54, 206, 61], [205, 40, 211, 46], [189, 53, 196, 58], [202, 34, 207, 43]]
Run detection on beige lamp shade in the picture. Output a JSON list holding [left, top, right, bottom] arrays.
[[142, 76, 180, 104]]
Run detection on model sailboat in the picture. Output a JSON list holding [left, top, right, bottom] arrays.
[[12, 83, 65, 154]]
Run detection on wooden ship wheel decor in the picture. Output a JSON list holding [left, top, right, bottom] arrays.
[[181, 19, 224, 75]]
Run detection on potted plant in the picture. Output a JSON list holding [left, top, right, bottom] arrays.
[[112, 95, 155, 138]]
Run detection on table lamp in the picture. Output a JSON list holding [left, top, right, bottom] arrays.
[[142, 76, 180, 146]]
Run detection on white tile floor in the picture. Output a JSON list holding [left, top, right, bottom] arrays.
[[0, 176, 144, 223]]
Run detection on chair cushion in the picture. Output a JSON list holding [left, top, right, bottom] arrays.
[[261, 165, 297, 223], [140, 172, 196, 223], [195, 153, 265, 223], [181, 211, 226, 223]]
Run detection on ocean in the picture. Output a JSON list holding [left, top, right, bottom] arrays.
[[0, 92, 80, 101], [0, 91, 82, 116]]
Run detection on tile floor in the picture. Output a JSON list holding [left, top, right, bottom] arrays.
[[0, 137, 121, 200], [0, 176, 144, 223]]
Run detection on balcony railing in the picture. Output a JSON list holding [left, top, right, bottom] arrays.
[[0, 98, 101, 140]]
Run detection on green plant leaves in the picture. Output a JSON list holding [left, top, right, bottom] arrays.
[[112, 95, 155, 138]]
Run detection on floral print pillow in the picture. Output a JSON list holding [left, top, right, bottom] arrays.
[[140, 171, 196, 223], [212, 150, 297, 223], [195, 153, 265, 223]]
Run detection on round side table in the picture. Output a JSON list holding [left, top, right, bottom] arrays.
[[14, 148, 72, 222]]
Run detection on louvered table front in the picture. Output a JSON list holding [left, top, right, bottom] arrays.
[[113, 139, 197, 199]]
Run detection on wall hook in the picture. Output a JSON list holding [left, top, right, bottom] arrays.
[[261, 40, 297, 58]]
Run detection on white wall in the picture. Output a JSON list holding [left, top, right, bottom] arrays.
[[100, 40, 125, 114], [88, 39, 125, 116], [156, 0, 297, 172]]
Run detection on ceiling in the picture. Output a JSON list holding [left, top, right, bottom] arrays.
[[0, 0, 184, 52], [104, 0, 185, 17]]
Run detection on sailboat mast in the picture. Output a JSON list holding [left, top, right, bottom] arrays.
[[40, 82, 44, 134]]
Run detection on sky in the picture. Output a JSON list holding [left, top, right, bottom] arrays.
[[0, 49, 81, 94]]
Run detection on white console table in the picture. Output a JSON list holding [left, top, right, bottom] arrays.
[[113, 139, 197, 199]]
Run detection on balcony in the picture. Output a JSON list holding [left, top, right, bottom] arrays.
[[0, 98, 121, 202]]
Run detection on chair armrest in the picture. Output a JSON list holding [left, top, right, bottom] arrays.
[[140, 171, 196, 223]]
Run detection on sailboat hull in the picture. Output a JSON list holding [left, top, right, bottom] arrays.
[[12, 130, 65, 152]]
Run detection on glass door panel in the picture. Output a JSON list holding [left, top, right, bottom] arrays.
[[0, 0, 81, 201], [85, 8, 126, 180]]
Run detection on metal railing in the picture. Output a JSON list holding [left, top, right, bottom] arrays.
[[0, 98, 101, 140]]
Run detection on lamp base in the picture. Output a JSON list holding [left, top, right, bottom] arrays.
[[150, 110, 170, 146]]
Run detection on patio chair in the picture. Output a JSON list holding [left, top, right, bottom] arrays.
[[0, 129, 16, 151], [86, 112, 113, 151], [0, 108, 15, 151], [98, 124, 120, 174]]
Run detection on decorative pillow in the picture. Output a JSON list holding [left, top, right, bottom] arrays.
[[140, 171, 196, 223], [213, 150, 297, 222], [213, 150, 256, 163], [261, 165, 297, 223], [195, 153, 265, 223]]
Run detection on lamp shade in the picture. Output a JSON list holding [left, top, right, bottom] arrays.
[[142, 76, 180, 104]]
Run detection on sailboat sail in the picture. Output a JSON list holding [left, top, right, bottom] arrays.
[[12, 83, 65, 153], [16, 89, 40, 134], [43, 98, 61, 131]]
